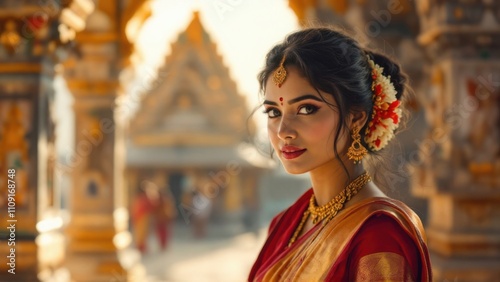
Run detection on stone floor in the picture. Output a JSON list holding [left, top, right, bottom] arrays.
[[119, 221, 268, 282]]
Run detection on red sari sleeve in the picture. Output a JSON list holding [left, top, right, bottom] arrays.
[[329, 213, 423, 281]]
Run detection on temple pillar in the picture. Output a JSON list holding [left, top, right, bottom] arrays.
[[0, 48, 46, 282], [62, 4, 129, 281], [412, 1, 500, 280], [0, 1, 92, 279]]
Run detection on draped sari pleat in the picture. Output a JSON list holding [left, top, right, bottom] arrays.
[[249, 190, 432, 282]]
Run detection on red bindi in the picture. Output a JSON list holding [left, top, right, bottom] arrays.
[[279, 97, 283, 105]]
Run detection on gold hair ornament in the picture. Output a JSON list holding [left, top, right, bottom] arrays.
[[272, 55, 287, 87]]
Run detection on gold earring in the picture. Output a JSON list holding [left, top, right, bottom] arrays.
[[347, 126, 368, 164]]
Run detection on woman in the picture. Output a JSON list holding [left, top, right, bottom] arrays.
[[248, 28, 432, 281], [132, 181, 176, 253]]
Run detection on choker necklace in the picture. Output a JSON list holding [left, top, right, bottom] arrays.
[[288, 172, 371, 247]]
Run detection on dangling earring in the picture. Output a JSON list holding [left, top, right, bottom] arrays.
[[347, 126, 368, 164]]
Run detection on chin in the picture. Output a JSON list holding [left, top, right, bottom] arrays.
[[284, 169, 307, 175], [280, 162, 309, 175]]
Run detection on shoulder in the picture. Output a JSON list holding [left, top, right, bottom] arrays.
[[350, 213, 419, 256], [352, 197, 428, 243], [343, 202, 430, 281], [344, 197, 429, 258]]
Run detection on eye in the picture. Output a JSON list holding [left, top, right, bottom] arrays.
[[263, 108, 281, 118], [298, 104, 319, 115]]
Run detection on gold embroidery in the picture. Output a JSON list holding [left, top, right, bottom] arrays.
[[354, 252, 415, 282]]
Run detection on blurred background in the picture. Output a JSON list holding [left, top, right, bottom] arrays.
[[0, 0, 499, 281]]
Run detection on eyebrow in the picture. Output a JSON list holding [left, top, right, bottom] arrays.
[[263, 94, 323, 106]]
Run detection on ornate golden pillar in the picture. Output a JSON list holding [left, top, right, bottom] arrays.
[[0, 57, 44, 282], [0, 1, 89, 279], [62, 2, 130, 280], [412, 1, 500, 281]]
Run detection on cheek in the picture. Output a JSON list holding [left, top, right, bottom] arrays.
[[306, 119, 343, 152], [267, 122, 280, 146], [307, 119, 337, 139]]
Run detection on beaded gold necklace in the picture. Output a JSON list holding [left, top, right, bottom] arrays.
[[288, 172, 371, 247]]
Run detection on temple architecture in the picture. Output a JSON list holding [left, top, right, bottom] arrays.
[[0, 0, 148, 281], [0, 2, 94, 280], [0, 0, 498, 281], [411, 1, 500, 280], [126, 12, 267, 224]]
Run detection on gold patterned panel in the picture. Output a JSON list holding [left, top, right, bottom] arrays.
[[354, 252, 415, 282], [0, 20, 21, 54], [0, 63, 42, 73], [457, 200, 494, 225], [0, 103, 30, 209]]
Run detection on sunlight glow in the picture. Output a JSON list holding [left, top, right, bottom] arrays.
[[131, 0, 299, 128]]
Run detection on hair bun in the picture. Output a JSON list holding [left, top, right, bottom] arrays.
[[365, 50, 407, 100]]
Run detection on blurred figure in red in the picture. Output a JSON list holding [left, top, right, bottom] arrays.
[[132, 180, 176, 253]]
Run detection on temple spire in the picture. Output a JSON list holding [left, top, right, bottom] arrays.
[[186, 11, 203, 46]]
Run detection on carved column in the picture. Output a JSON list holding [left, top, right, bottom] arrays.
[[0, 2, 74, 280], [62, 4, 129, 281], [412, 1, 500, 280]]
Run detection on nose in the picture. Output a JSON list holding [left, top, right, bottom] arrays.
[[277, 116, 297, 141]]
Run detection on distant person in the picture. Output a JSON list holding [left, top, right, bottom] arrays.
[[248, 28, 432, 281], [191, 178, 214, 239], [132, 181, 176, 253]]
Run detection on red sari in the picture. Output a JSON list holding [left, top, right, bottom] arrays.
[[249, 189, 432, 281]]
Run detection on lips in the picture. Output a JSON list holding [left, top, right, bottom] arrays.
[[280, 145, 307, 160]]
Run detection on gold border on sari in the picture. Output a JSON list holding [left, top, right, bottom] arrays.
[[256, 197, 430, 282]]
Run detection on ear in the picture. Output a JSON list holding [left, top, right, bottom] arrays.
[[348, 110, 368, 131]]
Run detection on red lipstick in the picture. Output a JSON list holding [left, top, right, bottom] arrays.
[[281, 145, 306, 160]]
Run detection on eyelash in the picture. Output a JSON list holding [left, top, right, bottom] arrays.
[[298, 104, 319, 115], [263, 108, 280, 118], [263, 104, 320, 118]]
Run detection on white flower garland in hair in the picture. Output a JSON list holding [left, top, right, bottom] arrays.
[[364, 56, 402, 151]]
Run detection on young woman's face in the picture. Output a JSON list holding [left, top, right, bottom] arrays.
[[264, 67, 349, 174]]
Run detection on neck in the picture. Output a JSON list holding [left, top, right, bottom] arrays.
[[308, 156, 365, 206]]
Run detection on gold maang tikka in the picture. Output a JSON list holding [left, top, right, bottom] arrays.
[[272, 55, 287, 87]]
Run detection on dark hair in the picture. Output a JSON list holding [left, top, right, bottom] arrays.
[[258, 27, 408, 180]]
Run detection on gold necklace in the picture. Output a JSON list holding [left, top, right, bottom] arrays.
[[287, 172, 371, 247]]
